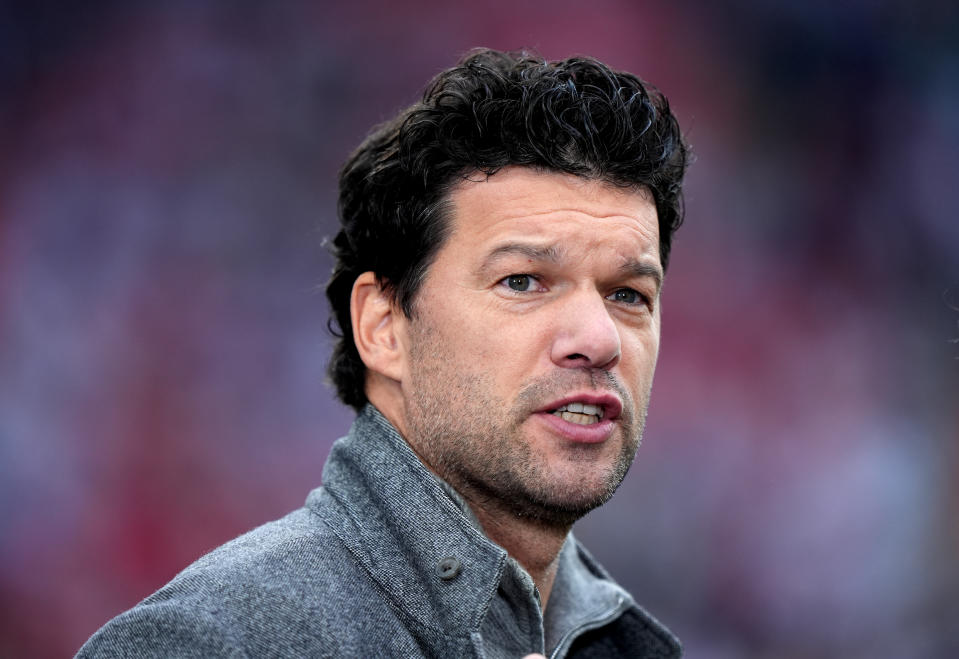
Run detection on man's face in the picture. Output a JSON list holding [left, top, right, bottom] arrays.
[[396, 167, 662, 526]]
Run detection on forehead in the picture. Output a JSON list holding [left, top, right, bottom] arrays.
[[443, 167, 660, 260]]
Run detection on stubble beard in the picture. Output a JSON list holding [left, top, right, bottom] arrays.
[[403, 322, 650, 530]]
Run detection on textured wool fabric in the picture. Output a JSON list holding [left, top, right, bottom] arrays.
[[77, 406, 681, 658]]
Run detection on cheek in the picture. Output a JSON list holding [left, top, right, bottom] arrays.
[[424, 301, 498, 369], [481, 318, 553, 388], [444, 294, 535, 354], [622, 329, 660, 372]]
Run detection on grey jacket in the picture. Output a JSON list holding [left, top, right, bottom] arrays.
[[78, 406, 681, 658]]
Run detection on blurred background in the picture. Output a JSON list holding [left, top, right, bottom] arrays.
[[1, 1, 957, 657]]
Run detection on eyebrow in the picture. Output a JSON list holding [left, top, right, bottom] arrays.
[[482, 242, 563, 264], [620, 259, 664, 293], [480, 242, 664, 292]]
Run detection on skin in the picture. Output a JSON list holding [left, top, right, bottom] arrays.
[[353, 166, 663, 610]]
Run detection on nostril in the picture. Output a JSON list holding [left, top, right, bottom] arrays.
[[566, 353, 588, 361]]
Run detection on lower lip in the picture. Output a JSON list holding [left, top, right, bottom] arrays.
[[533, 412, 616, 444]]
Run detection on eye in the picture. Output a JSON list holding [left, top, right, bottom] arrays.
[[607, 288, 646, 305], [500, 274, 539, 292]]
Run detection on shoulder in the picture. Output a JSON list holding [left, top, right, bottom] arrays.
[[77, 492, 390, 657], [173, 500, 345, 592], [76, 599, 246, 658]]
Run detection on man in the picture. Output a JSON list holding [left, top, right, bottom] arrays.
[[79, 48, 688, 658]]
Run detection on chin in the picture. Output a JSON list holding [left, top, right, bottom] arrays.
[[518, 474, 624, 525], [511, 494, 610, 527]]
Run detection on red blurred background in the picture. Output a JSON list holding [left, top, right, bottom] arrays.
[[1, 1, 957, 657]]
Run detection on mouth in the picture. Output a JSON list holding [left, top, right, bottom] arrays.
[[535, 393, 623, 444], [551, 402, 605, 425], [542, 393, 623, 427]]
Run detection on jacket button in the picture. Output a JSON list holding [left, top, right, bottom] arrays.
[[437, 556, 462, 580]]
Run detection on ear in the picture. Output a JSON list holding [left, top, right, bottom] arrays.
[[351, 272, 407, 383]]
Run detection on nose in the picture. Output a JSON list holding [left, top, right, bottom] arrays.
[[550, 289, 621, 370]]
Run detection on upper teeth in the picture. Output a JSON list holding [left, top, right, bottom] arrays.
[[554, 402, 603, 419]]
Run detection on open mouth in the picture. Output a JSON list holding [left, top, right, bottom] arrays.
[[551, 402, 604, 425]]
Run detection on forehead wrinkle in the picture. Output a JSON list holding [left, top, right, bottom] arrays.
[[501, 205, 646, 219]]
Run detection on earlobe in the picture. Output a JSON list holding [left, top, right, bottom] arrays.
[[351, 272, 406, 382]]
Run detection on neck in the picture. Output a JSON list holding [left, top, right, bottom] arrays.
[[466, 497, 570, 609], [366, 395, 573, 608]]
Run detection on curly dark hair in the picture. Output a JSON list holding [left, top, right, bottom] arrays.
[[326, 48, 689, 410]]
